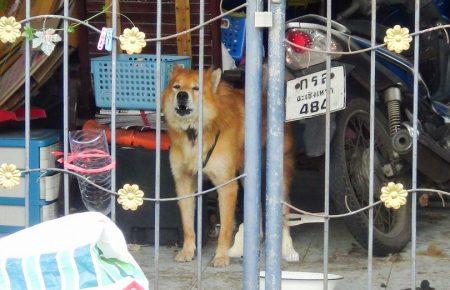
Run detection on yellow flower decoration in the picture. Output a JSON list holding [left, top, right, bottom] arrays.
[[0, 16, 22, 44], [0, 163, 21, 189], [119, 27, 146, 55], [117, 184, 144, 211], [384, 25, 413, 54], [380, 182, 408, 209]]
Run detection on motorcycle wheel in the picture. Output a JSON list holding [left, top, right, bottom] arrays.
[[330, 98, 411, 256]]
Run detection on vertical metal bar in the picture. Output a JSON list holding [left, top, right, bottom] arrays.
[[367, 0, 377, 289], [411, 1, 420, 288], [154, 0, 162, 287], [24, 0, 31, 228], [243, 0, 263, 288], [197, 0, 205, 287], [265, 0, 286, 288], [323, 0, 332, 289], [63, 0, 70, 216], [110, 0, 117, 221]]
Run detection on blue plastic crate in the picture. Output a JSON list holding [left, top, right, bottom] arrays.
[[91, 54, 191, 110], [221, 14, 246, 62]]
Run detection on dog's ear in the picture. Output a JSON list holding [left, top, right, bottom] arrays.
[[211, 68, 222, 93], [171, 65, 184, 79]]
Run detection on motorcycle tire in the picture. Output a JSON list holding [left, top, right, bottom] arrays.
[[330, 98, 411, 256]]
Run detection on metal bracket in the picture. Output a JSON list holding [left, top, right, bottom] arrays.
[[255, 12, 273, 28], [285, 213, 326, 227]]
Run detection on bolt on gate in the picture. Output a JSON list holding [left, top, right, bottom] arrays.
[[8, 0, 450, 289]]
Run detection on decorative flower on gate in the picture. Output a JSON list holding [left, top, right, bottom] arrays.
[[119, 27, 146, 55], [380, 182, 408, 209], [0, 163, 21, 189], [32, 28, 62, 56], [117, 184, 144, 211], [384, 25, 412, 54], [0, 16, 22, 44]]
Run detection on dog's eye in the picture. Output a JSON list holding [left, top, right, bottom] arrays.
[[192, 86, 199, 91], [173, 84, 181, 90]]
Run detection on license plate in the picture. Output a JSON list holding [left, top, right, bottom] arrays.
[[285, 66, 346, 121]]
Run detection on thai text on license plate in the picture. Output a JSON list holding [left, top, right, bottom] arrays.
[[285, 66, 346, 121]]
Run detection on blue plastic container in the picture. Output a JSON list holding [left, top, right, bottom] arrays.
[[91, 54, 191, 110], [221, 14, 246, 62], [0, 130, 60, 234]]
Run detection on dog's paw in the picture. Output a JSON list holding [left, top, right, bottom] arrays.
[[282, 247, 300, 262], [175, 248, 195, 262], [282, 227, 300, 262], [212, 255, 230, 267], [228, 223, 244, 258], [228, 243, 243, 258]]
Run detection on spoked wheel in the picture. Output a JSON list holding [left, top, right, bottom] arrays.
[[331, 98, 411, 256]]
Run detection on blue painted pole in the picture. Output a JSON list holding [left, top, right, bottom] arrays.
[[243, 0, 263, 288], [265, 0, 286, 289]]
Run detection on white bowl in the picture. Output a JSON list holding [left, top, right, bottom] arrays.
[[259, 271, 343, 290]]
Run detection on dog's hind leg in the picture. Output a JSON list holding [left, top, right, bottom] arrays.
[[210, 175, 238, 267], [282, 124, 300, 262], [174, 173, 197, 263]]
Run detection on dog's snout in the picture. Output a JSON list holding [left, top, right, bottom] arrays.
[[177, 91, 189, 105], [175, 91, 192, 116]]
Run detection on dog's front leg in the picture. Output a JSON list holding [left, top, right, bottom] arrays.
[[174, 173, 197, 263], [211, 178, 238, 267]]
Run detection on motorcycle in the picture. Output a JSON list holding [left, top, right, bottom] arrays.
[[224, 0, 450, 255], [286, 0, 450, 256]]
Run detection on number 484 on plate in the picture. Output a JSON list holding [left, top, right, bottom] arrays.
[[285, 66, 346, 122]]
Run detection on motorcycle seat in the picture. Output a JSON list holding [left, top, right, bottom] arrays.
[[339, 19, 389, 45]]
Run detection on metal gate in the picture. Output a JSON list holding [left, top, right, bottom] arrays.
[[5, 0, 450, 289]]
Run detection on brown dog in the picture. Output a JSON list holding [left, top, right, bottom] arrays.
[[162, 66, 299, 267]]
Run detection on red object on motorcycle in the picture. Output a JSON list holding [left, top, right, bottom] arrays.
[[286, 29, 311, 53]]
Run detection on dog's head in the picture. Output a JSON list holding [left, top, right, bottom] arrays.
[[162, 66, 221, 130]]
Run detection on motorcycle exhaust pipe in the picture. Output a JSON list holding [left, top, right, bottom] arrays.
[[392, 128, 413, 154], [383, 87, 449, 184]]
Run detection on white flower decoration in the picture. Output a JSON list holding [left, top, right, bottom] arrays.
[[117, 184, 144, 211], [384, 25, 413, 54], [380, 182, 408, 210], [0, 163, 21, 189], [0, 16, 22, 44], [119, 27, 146, 55], [32, 28, 62, 56]]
